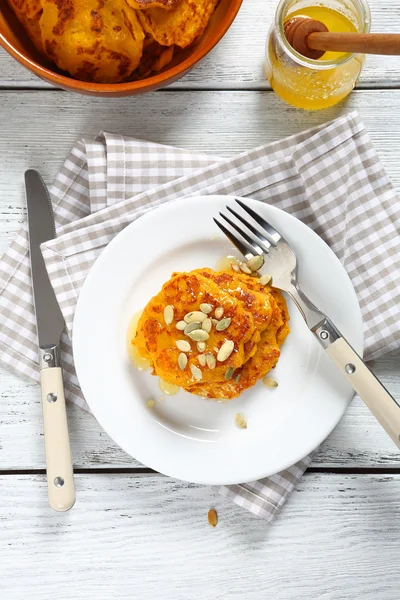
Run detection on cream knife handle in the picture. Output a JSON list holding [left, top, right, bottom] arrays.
[[40, 367, 75, 511], [314, 321, 400, 448]]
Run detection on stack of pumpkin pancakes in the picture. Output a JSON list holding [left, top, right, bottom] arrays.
[[132, 267, 290, 400]]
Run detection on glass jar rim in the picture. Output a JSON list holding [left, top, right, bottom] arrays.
[[275, 0, 371, 70]]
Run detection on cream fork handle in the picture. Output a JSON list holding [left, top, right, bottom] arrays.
[[281, 282, 399, 447], [326, 337, 400, 448], [40, 367, 75, 511]]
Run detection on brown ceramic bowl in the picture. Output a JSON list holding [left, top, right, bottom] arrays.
[[0, 0, 242, 97]]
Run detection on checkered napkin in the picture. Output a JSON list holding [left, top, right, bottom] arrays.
[[1, 112, 399, 521]]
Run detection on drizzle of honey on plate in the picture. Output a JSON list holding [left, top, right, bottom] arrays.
[[158, 379, 180, 396], [214, 255, 241, 272]]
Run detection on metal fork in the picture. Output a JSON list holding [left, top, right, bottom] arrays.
[[214, 198, 400, 449]]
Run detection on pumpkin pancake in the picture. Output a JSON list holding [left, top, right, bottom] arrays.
[[133, 38, 175, 79], [132, 271, 256, 391], [7, 0, 43, 52], [39, 0, 144, 83], [135, 0, 219, 48], [198, 292, 290, 399], [188, 274, 290, 399], [131, 267, 290, 400]]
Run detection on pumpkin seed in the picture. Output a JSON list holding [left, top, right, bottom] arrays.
[[206, 353, 216, 370], [202, 318, 212, 333], [208, 508, 218, 527], [216, 318, 231, 332], [235, 413, 247, 429], [200, 303, 213, 314], [176, 340, 191, 352], [187, 329, 209, 342], [235, 373, 242, 384], [164, 305, 174, 326], [184, 321, 202, 335], [184, 311, 207, 323], [225, 367, 235, 380], [198, 354, 207, 367], [239, 262, 252, 274], [247, 255, 264, 272], [263, 377, 278, 388], [217, 340, 234, 362], [259, 274, 272, 286], [197, 341, 207, 352], [145, 399, 155, 409], [211, 319, 219, 326], [215, 306, 224, 319], [178, 353, 188, 370], [190, 364, 203, 381], [176, 320, 187, 330]]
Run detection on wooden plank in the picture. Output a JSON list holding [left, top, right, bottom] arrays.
[[1, 0, 400, 90], [2, 88, 400, 255], [0, 473, 399, 599], [1, 350, 399, 470]]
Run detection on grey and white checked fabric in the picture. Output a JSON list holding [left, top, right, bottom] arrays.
[[1, 112, 399, 522]]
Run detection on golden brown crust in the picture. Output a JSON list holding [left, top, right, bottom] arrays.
[[47, 0, 75, 37], [127, 0, 181, 10], [7, 0, 43, 20]]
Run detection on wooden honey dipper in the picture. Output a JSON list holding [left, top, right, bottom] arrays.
[[284, 16, 400, 60]]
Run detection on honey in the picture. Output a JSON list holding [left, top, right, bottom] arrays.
[[214, 255, 241, 272], [158, 379, 180, 396], [266, 0, 371, 110]]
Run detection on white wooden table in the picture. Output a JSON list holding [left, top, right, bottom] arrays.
[[1, 2, 399, 598]]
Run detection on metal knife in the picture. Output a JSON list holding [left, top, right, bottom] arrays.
[[25, 169, 75, 512]]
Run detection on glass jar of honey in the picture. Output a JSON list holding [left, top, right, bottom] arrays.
[[265, 0, 371, 110]]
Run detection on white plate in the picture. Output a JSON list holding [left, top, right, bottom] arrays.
[[73, 195, 363, 484]]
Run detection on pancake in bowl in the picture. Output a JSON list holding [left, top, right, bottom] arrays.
[[133, 37, 175, 79], [131, 265, 290, 400], [39, 0, 145, 83], [7, 0, 44, 52], [134, 0, 219, 48]]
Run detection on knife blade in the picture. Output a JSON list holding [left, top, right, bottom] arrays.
[[25, 169, 75, 511]]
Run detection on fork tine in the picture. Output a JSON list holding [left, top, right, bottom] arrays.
[[235, 199, 281, 246], [226, 206, 271, 254], [219, 212, 264, 256], [213, 218, 254, 260]]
